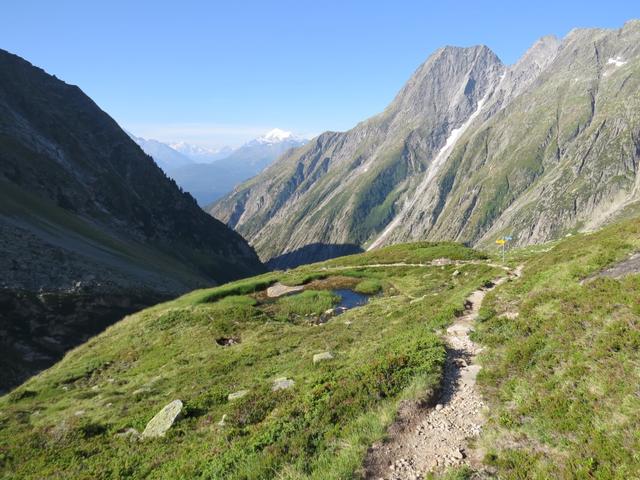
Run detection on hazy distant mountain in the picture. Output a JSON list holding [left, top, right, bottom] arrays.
[[169, 129, 307, 206], [169, 142, 234, 163], [212, 20, 640, 266], [128, 134, 194, 170]]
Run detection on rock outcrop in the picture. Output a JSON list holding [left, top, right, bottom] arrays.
[[141, 400, 183, 439]]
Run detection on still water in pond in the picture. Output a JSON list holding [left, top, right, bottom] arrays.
[[332, 289, 370, 310]]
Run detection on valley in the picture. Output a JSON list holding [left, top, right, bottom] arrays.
[[1, 218, 639, 478], [1, 10, 639, 479]]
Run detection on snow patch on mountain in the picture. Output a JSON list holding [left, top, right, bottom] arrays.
[[607, 56, 627, 67]]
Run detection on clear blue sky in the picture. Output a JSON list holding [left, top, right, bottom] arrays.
[[2, 1, 638, 147]]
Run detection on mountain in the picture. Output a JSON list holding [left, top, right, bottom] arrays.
[[169, 129, 307, 206], [212, 20, 640, 268], [0, 48, 265, 391], [169, 142, 234, 163], [129, 134, 194, 170]]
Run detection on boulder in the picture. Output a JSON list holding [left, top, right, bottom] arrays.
[[272, 377, 295, 391], [141, 399, 183, 439], [228, 390, 249, 401], [266, 282, 304, 298], [319, 307, 346, 323], [313, 352, 334, 364]]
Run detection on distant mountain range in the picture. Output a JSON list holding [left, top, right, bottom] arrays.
[[132, 128, 307, 206], [128, 133, 194, 169], [169, 142, 234, 163], [0, 48, 264, 391], [212, 20, 640, 267]]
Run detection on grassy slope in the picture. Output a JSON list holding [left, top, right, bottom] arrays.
[[474, 217, 640, 479], [0, 243, 500, 479]]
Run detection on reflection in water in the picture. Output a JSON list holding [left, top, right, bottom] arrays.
[[332, 289, 370, 311]]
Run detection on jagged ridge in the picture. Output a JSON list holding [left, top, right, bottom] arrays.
[[212, 20, 640, 266]]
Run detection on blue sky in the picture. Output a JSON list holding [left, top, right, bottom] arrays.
[[2, 1, 638, 147]]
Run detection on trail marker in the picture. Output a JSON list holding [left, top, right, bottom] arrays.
[[496, 236, 512, 263]]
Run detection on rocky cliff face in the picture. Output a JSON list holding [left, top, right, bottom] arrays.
[[0, 49, 264, 391], [212, 20, 640, 264]]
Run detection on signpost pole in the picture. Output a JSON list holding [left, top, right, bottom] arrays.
[[496, 236, 512, 265]]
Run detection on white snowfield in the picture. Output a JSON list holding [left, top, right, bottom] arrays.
[[607, 56, 628, 67]]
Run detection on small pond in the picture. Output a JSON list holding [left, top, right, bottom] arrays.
[[332, 289, 370, 311]]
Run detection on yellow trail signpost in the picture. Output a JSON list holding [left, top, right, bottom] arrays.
[[496, 236, 512, 263]]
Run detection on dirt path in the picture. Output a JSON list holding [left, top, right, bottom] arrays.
[[364, 266, 521, 479], [323, 259, 511, 271]]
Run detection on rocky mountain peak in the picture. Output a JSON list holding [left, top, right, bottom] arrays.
[[388, 45, 504, 120]]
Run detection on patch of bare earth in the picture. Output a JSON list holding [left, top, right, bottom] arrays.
[[363, 267, 521, 480]]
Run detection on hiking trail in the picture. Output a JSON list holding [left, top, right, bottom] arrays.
[[364, 265, 522, 479]]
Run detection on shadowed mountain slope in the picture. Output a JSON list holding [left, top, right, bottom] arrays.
[[0, 49, 264, 390]]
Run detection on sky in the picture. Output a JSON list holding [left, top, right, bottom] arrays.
[[2, 1, 638, 148]]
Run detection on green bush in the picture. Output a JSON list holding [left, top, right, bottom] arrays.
[[274, 290, 340, 321], [354, 279, 383, 294]]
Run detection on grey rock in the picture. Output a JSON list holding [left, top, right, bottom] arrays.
[[272, 377, 295, 391], [141, 400, 183, 439], [313, 352, 334, 364], [228, 390, 249, 401]]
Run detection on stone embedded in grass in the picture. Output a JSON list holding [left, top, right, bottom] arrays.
[[217, 414, 227, 426], [141, 399, 183, 439], [228, 390, 249, 401], [272, 377, 295, 391], [319, 306, 346, 324], [313, 352, 334, 364], [216, 336, 240, 347], [116, 427, 140, 441], [267, 282, 304, 298]]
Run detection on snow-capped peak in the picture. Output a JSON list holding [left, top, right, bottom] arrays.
[[257, 128, 295, 144]]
